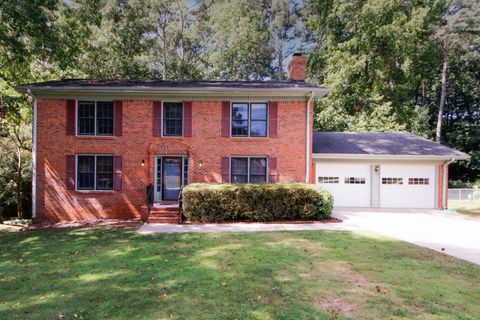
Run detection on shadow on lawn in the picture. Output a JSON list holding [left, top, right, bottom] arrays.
[[0, 228, 333, 319]]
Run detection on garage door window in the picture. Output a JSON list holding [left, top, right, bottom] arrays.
[[344, 177, 365, 184], [382, 178, 403, 184], [318, 177, 339, 184], [408, 178, 429, 185]]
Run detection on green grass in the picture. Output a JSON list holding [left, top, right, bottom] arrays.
[[449, 200, 480, 216], [1, 229, 479, 319]]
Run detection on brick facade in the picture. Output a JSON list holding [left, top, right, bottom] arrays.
[[35, 98, 310, 221]]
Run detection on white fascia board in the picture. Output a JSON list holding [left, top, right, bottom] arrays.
[[312, 153, 470, 161], [17, 86, 330, 98]]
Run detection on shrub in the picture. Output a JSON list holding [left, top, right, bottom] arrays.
[[182, 183, 333, 222]]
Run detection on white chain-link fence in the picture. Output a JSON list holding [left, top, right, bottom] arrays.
[[448, 188, 480, 201]]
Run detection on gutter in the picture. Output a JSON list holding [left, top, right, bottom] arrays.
[[312, 153, 470, 161], [15, 86, 330, 98], [306, 91, 314, 183], [27, 89, 37, 219]]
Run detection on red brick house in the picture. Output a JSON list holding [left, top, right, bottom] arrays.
[[17, 54, 330, 222], [16, 54, 468, 223]]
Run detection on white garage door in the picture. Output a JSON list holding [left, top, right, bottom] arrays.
[[315, 163, 371, 207], [380, 165, 435, 208]]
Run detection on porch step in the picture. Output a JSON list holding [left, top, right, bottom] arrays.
[[148, 205, 181, 223]]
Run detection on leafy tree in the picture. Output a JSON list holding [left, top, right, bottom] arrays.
[[0, 85, 32, 220], [201, 0, 274, 80], [308, 0, 445, 133]]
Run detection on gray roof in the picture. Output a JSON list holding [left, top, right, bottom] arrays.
[[313, 132, 468, 159], [16, 79, 323, 90]]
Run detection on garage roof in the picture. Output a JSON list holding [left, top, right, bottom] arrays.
[[313, 132, 469, 160]]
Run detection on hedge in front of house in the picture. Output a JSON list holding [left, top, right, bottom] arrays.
[[181, 183, 333, 222]]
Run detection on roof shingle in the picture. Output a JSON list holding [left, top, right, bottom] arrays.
[[313, 132, 468, 158]]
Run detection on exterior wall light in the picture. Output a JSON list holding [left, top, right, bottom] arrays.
[[141, 159, 145, 167], [198, 160, 203, 167]]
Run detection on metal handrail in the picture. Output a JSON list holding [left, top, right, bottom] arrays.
[[146, 183, 154, 221], [178, 186, 184, 223]]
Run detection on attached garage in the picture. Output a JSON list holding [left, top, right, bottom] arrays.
[[312, 132, 469, 209]]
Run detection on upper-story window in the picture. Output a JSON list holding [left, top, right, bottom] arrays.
[[77, 101, 114, 136], [163, 102, 183, 136], [232, 103, 268, 137]]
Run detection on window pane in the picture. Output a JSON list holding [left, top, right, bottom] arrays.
[[78, 102, 95, 135], [231, 158, 248, 183], [183, 157, 188, 186], [250, 120, 267, 137], [77, 156, 95, 189], [96, 156, 113, 190], [232, 174, 248, 183], [250, 158, 267, 183], [251, 103, 267, 120], [163, 102, 183, 136], [96, 101, 114, 135], [232, 103, 249, 136], [231, 158, 248, 174]]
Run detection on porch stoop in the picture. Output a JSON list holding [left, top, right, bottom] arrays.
[[141, 202, 181, 224]]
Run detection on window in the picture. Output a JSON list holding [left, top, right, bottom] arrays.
[[183, 157, 189, 186], [163, 102, 183, 136], [77, 101, 114, 136], [382, 177, 403, 185], [232, 103, 267, 137], [77, 155, 113, 190], [409, 178, 429, 185], [230, 157, 267, 183], [318, 177, 339, 184], [344, 177, 366, 184]]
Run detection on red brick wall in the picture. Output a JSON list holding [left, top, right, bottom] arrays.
[[437, 164, 449, 209], [35, 98, 309, 221]]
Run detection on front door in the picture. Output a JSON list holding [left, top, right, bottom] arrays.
[[162, 157, 182, 201]]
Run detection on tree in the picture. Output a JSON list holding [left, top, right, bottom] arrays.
[[0, 90, 32, 220], [201, 0, 274, 80], [268, 0, 312, 80], [433, 0, 479, 143], [307, 0, 445, 133]]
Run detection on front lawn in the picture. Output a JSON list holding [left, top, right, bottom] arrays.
[[449, 200, 480, 217], [1, 228, 479, 319]]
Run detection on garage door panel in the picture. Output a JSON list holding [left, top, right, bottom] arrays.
[[380, 165, 435, 208], [316, 163, 371, 207]]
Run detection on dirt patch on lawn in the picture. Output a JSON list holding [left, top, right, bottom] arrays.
[[314, 294, 355, 318], [312, 261, 381, 318]]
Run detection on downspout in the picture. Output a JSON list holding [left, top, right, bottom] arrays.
[[443, 158, 455, 210], [27, 89, 37, 219], [305, 91, 314, 183]]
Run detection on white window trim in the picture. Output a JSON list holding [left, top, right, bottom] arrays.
[[229, 156, 268, 183], [161, 101, 184, 138], [75, 154, 114, 192], [231, 102, 269, 138], [76, 100, 115, 137]]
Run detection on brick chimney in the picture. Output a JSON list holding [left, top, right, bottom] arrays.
[[287, 53, 307, 81]]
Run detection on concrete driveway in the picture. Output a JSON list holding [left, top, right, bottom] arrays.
[[333, 208, 480, 265]]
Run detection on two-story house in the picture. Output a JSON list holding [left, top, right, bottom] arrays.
[[17, 54, 329, 222], [17, 53, 468, 223]]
